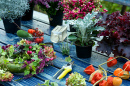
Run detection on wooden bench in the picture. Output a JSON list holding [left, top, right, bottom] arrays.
[[0, 11, 130, 86]]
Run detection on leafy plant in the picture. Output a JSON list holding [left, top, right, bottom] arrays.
[[60, 42, 70, 55], [68, 11, 105, 46], [0, 0, 29, 22], [65, 56, 72, 62], [96, 11, 130, 59], [36, 80, 58, 86], [0, 39, 56, 78], [66, 72, 86, 86]]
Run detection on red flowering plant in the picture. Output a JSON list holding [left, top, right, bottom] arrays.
[[62, 0, 103, 20], [96, 11, 130, 59]]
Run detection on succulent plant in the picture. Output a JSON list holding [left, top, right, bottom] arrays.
[[0, 69, 14, 82], [66, 72, 86, 86]]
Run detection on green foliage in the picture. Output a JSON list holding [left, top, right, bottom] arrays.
[[37, 80, 58, 86], [66, 72, 86, 86], [60, 42, 70, 55], [68, 11, 104, 46], [9, 45, 14, 57], [65, 56, 72, 63]]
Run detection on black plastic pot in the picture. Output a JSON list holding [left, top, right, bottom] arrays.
[[22, 3, 34, 21], [3, 18, 21, 34], [76, 45, 92, 58], [69, 24, 76, 32], [49, 11, 63, 27]]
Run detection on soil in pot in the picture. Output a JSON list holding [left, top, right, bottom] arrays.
[[3, 18, 21, 34], [49, 11, 63, 27], [76, 44, 92, 58], [22, 3, 34, 21]]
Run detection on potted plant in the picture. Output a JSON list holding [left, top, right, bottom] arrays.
[[66, 72, 86, 86], [0, 0, 29, 33], [62, 0, 102, 32], [38, 0, 63, 27], [0, 39, 56, 78], [22, 0, 38, 21], [68, 11, 104, 58], [96, 11, 130, 60]]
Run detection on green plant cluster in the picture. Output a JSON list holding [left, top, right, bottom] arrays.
[[67, 11, 104, 46]]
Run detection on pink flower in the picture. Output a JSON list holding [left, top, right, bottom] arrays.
[[29, 46, 32, 49], [100, 5, 102, 8]]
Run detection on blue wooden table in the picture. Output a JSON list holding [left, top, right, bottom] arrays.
[[0, 12, 130, 86]]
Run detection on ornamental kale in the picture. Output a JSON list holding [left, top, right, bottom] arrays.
[[0, 0, 29, 22], [96, 11, 130, 59]]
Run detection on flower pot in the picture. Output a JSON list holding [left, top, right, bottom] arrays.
[[49, 11, 63, 27], [76, 45, 92, 58], [69, 24, 76, 32], [3, 18, 21, 34], [22, 3, 34, 21]]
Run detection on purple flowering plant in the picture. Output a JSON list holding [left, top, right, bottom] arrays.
[[29, 0, 39, 5], [38, 0, 63, 16], [0, 39, 56, 79]]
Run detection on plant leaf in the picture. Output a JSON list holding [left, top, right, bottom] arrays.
[[65, 56, 72, 62], [44, 80, 50, 86], [31, 55, 39, 61], [51, 82, 58, 86], [1, 52, 7, 56], [68, 35, 77, 42], [24, 70, 30, 76], [31, 71, 36, 75]]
